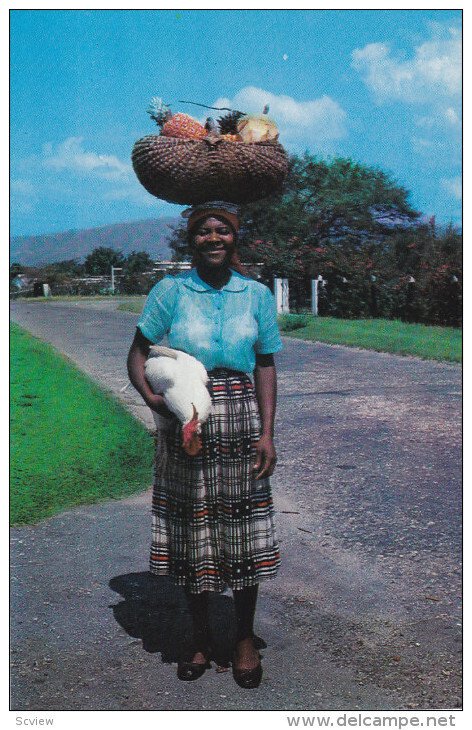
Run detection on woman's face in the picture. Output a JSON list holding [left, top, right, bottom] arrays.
[[192, 216, 236, 269]]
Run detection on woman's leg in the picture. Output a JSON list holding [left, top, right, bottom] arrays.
[[177, 589, 212, 680], [185, 589, 211, 661], [233, 585, 260, 670]]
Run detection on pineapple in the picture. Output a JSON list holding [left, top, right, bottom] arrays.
[[221, 134, 241, 142], [147, 97, 172, 127], [161, 113, 207, 139], [217, 110, 245, 135], [147, 96, 207, 140]]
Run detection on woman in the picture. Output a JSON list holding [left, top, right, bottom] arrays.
[[127, 201, 282, 688]]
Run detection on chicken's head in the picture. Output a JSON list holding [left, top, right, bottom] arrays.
[[182, 404, 202, 456]]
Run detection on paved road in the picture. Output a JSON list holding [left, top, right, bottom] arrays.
[[10, 300, 462, 711]]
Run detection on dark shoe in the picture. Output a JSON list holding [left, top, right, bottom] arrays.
[[232, 646, 263, 689], [232, 658, 262, 689], [177, 648, 212, 681]]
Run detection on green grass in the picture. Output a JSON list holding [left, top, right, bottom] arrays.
[[117, 297, 147, 313], [278, 314, 462, 362], [114, 297, 461, 362], [10, 323, 154, 525], [14, 294, 147, 303]]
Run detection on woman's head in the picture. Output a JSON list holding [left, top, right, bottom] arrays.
[[190, 215, 237, 270], [183, 202, 246, 274], [186, 203, 239, 240]]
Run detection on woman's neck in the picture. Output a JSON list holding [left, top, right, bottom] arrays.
[[196, 264, 232, 290]]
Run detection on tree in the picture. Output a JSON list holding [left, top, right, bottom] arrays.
[[10, 263, 24, 282], [120, 250, 156, 294], [237, 153, 420, 277], [167, 223, 192, 263], [84, 247, 125, 275], [124, 250, 154, 274]]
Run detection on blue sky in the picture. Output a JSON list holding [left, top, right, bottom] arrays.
[[10, 9, 462, 237]]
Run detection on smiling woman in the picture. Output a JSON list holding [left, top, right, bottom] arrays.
[[127, 201, 283, 688], [192, 217, 236, 269]]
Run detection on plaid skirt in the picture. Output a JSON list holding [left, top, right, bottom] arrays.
[[150, 368, 281, 594]]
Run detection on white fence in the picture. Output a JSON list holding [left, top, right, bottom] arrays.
[[274, 277, 325, 315]]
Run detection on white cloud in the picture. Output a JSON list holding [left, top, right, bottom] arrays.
[[411, 137, 436, 152], [444, 107, 460, 126], [11, 137, 161, 223], [212, 86, 347, 148], [415, 106, 461, 130], [441, 176, 462, 200], [38, 136, 157, 206], [42, 137, 131, 180], [11, 178, 38, 214], [351, 25, 461, 103], [11, 178, 35, 196]]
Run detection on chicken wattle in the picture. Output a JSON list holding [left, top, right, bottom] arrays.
[[182, 404, 202, 456]]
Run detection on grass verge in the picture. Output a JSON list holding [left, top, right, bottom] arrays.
[[13, 294, 148, 304], [117, 298, 146, 314], [115, 298, 461, 362], [10, 323, 154, 525], [278, 314, 461, 362]]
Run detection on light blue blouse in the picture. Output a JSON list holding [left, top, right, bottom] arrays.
[[137, 268, 283, 373]]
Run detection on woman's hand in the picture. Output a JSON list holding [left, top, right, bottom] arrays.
[[253, 434, 277, 480], [145, 393, 174, 419]]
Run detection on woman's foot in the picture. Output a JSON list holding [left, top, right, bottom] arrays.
[[177, 647, 212, 681], [232, 637, 262, 688]]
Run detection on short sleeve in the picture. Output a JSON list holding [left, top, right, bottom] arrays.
[[254, 284, 283, 355], [137, 276, 179, 343]]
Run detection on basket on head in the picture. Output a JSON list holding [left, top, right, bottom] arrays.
[[131, 134, 289, 205]]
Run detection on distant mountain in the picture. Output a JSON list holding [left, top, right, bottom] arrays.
[[10, 217, 180, 266]]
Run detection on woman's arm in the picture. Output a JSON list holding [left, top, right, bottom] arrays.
[[127, 328, 172, 417], [253, 353, 277, 480]]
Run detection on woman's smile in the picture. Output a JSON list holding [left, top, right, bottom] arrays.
[[193, 216, 236, 269]]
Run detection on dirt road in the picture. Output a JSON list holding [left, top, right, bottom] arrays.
[[10, 300, 462, 711]]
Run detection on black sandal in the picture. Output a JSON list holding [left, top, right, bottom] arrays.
[[177, 647, 212, 681], [232, 644, 263, 689]]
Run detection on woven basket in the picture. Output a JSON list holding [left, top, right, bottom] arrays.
[[131, 134, 289, 205]]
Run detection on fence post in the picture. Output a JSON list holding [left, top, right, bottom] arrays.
[[274, 277, 289, 313], [311, 276, 324, 316], [311, 278, 319, 316]]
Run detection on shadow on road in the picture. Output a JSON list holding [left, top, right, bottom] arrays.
[[108, 572, 266, 668]]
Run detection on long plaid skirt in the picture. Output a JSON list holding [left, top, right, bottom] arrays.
[[150, 368, 281, 594]]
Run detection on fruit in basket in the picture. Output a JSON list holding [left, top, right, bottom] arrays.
[[147, 97, 207, 140], [147, 97, 172, 127], [217, 110, 245, 135], [162, 113, 207, 139], [204, 117, 220, 135], [221, 134, 241, 142], [237, 105, 279, 143]]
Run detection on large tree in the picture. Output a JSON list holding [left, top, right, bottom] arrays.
[[237, 153, 421, 277], [84, 247, 125, 275]]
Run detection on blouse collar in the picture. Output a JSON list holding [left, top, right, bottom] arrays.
[[181, 267, 249, 293]]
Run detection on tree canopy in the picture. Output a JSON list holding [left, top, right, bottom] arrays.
[[84, 247, 125, 275], [236, 153, 421, 277]]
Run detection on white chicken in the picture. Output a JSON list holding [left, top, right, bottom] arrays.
[[144, 345, 212, 457]]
